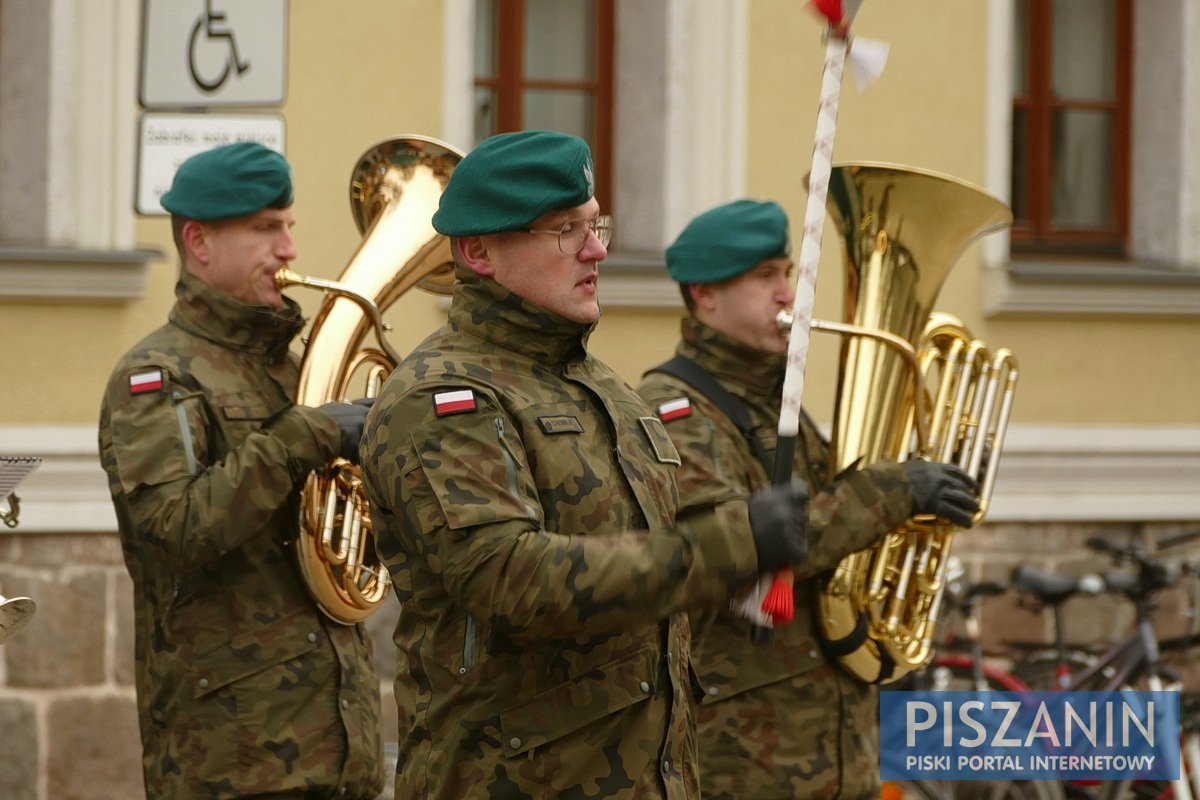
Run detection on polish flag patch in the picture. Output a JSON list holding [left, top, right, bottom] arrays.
[[433, 389, 477, 417], [657, 397, 692, 422], [129, 369, 164, 395]]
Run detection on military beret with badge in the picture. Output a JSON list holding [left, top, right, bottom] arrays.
[[159, 141, 293, 221], [432, 130, 596, 236], [666, 198, 791, 284]]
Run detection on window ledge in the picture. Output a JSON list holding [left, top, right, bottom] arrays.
[[597, 250, 679, 309], [987, 424, 1200, 522], [3, 422, 1195, 532], [984, 258, 1200, 317], [0, 245, 162, 302]]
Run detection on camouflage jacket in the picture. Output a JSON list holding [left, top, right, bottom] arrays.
[[98, 271, 383, 800], [360, 273, 762, 800], [638, 319, 913, 800]]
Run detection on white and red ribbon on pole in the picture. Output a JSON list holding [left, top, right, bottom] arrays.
[[735, 0, 887, 633]]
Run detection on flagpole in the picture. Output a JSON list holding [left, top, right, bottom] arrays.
[[735, 6, 860, 638]]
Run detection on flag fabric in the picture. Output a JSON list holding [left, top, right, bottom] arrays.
[[129, 370, 164, 394], [433, 389, 477, 417], [656, 397, 693, 422], [847, 36, 889, 92]]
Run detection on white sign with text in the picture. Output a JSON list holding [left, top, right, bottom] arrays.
[[136, 113, 285, 215]]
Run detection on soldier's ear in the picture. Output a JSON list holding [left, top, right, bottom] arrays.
[[181, 221, 213, 268], [456, 235, 495, 277], [688, 282, 718, 312]]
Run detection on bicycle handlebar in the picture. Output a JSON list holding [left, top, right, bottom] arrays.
[[1084, 534, 1191, 599]]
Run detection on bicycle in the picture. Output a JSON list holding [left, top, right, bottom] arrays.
[[881, 557, 1067, 800], [882, 530, 1200, 800], [1005, 560, 1109, 693], [1007, 531, 1200, 800]]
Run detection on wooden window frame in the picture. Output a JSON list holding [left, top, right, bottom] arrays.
[[1011, 0, 1132, 258], [474, 0, 615, 213]]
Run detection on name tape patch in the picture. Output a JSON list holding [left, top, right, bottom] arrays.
[[538, 415, 584, 435]]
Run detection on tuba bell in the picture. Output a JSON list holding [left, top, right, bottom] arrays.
[[276, 135, 463, 624], [795, 162, 1018, 684]]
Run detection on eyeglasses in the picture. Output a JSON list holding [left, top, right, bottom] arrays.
[[523, 215, 613, 255]]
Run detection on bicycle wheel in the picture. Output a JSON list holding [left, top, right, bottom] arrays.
[[917, 654, 1032, 692], [1011, 649, 1105, 691], [895, 661, 1067, 800], [1101, 779, 1173, 800]]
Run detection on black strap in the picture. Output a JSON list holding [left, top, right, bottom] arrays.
[[818, 612, 896, 684], [819, 612, 870, 657], [650, 356, 773, 475]]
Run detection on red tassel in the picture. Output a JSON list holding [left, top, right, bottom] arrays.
[[760, 568, 795, 624]]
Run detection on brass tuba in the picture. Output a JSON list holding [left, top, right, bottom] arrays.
[[276, 135, 463, 624], [801, 162, 1018, 684]]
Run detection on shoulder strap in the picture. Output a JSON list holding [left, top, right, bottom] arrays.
[[650, 356, 773, 474]]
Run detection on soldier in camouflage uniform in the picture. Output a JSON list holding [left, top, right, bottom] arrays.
[[637, 199, 980, 800], [359, 131, 811, 799], [98, 142, 384, 800]]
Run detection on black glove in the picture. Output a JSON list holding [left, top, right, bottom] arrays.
[[746, 478, 809, 572], [902, 459, 980, 527], [317, 398, 374, 464]]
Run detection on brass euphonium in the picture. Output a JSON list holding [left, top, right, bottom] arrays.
[[783, 162, 1018, 684], [276, 135, 463, 624]]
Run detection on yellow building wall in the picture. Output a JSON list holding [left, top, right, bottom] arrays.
[[0, 2, 448, 426], [597, 1, 1005, 422], [594, 1, 1200, 427], [2, 1, 1197, 430]]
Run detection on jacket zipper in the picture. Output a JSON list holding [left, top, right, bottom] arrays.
[[461, 615, 477, 672], [171, 389, 199, 477], [494, 418, 537, 518], [167, 389, 198, 613]]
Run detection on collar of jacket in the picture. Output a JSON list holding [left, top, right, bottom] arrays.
[[448, 266, 594, 366], [677, 317, 785, 400], [169, 269, 306, 356]]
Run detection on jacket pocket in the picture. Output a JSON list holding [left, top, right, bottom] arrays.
[[212, 390, 275, 422], [498, 645, 657, 757], [191, 607, 321, 699], [690, 610, 826, 703]]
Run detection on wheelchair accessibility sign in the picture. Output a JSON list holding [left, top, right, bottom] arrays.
[[140, 0, 287, 107]]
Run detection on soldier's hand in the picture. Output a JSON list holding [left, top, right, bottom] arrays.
[[746, 478, 809, 572], [902, 459, 980, 527], [317, 398, 374, 464]]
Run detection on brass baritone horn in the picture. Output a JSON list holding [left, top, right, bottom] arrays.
[[782, 163, 1018, 684], [276, 136, 463, 624]]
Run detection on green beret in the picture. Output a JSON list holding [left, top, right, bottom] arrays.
[[666, 199, 791, 284], [160, 141, 293, 220], [432, 131, 595, 236]]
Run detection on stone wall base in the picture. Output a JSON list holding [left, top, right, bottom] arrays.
[[1, 523, 1197, 798]]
